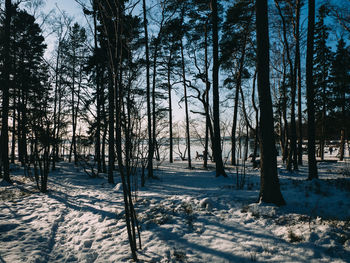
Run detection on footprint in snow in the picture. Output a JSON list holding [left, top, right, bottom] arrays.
[[83, 239, 93, 249]]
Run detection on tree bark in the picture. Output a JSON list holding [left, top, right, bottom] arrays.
[[339, 91, 346, 161], [93, 3, 102, 173], [151, 10, 165, 163], [69, 46, 76, 164], [52, 40, 61, 170], [142, 0, 154, 178], [211, 0, 226, 177], [167, 55, 173, 163], [108, 71, 115, 184], [256, 0, 285, 205], [204, 19, 210, 169], [1, 0, 12, 182], [21, 89, 28, 165], [102, 92, 107, 173], [251, 69, 259, 164], [296, 0, 303, 165], [181, 34, 192, 169], [306, 0, 318, 180], [231, 81, 239, 166], [11, 89, 16, 164]]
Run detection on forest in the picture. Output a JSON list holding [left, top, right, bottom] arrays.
[[0, 0, 350, 262]]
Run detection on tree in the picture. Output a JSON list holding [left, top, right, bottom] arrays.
[[313, 5, 332, 160], [0, 0, 12, 183], [91, 0, 102, 173], [306, 0, 318, 180], [179, 5, 192, 169], [221, 0, 255, 166], [329, 38, 350, 161], [1, 6, 50, 190], [270, 39, 290, 164], [149, 1, 167, 164], [256, 0, 285, 205], [50, 10, 72, 171], [61, 23, 88, 165], [186, 0, 213, 168], [211, 0, 226, 177], [30, 63, 52, 193], [329, 0, 350, 36], [293, 0, 303, 166], [274, 0, 298, 171], [142, 0, 154, 179], [97, 1, 141, 259], [81, 0, 110, 175], [158, 17, 182, 163]]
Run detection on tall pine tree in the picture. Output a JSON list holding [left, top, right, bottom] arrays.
[[329, 39, 350, 161], [211, 0, 227, 177], [256, 0, 285, 205], [313, 5, 332, 160], [306, 0, 318, 180]]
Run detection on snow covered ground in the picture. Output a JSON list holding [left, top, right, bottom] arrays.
[[1, 157, 350, 262]]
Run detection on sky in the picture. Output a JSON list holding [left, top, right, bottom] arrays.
[[44, 0, 83, 18], [27, 0, 350, 133], [40, 0, 191, 126]]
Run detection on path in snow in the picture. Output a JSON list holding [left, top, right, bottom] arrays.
[[0, 163, 130, 262]]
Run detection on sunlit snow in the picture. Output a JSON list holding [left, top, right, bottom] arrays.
[[1, 155, 350, 262]]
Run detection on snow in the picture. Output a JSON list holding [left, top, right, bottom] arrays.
[[1, 158, 350, 262]]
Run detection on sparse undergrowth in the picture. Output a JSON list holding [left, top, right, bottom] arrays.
[[288, 229, 303, 243], [0, 187, 32, 201]]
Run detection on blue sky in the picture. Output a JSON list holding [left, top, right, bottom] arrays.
[[45, 0, 82, 16], [38, 0, 349, 126]]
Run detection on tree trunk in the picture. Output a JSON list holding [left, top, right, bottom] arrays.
[[211, 0, 226, 177], [281, 55, 289, 163], [231, 33, 248, 165], [320, 101, 326, 161], [108, 71, 115, 184], [115, 30, 123, 173], [52, 41, 60, 170], [306, 0, 318, 180], [275, 0, 297, 171], [231, 83, 239, 166], [69, 48, 76, 163], [55, 61, 63, 163], [297, 61, 303, 164], [167, 56, 173, 163], [94, 4, 102, 173], [23, 94, 28, 165], [142, 0, 154, 178], [180, 33, 192, 169], [251, 69, 259, 164], [1, 0, 12, 182], [151, 12, 165, 163], [339, 129, 345, 161], [18, 83, 23, 164], [74, 63, 83, 165], [204, 20, 210, 169], [295, 0, 303, 165], [339, 86, 346, 161], [102, 96, 107, 173], [256, 0, 285, 205], [11, 91, 16, 164], [115, 32, 139, 263]]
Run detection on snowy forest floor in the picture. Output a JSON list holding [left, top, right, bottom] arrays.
[[1, 157, 350, 262]]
